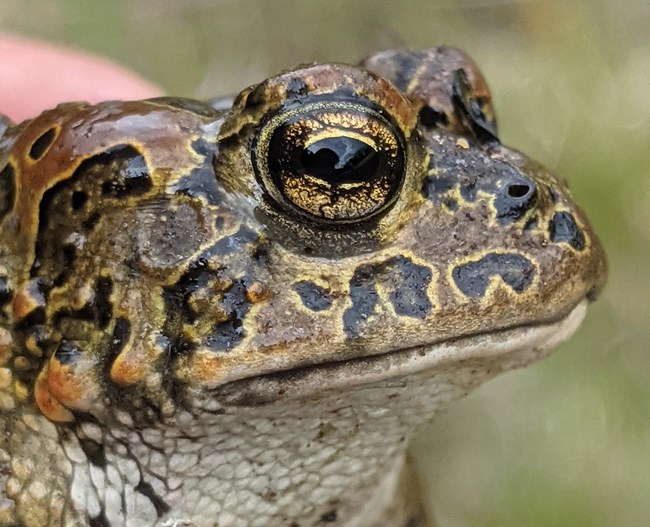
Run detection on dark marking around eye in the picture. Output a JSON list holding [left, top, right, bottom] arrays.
[[0, 163, 15, 221], [28, 128, 56, 160], [293, 281, 333, 312], [0, 276, 11, 308], [549, 211, 585, 250], [78, 438, 107, 468], [344, 256, 433, 338], [54, 340, 81, 365], [452, 253, 536, 298]]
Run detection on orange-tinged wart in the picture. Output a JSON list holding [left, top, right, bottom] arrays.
[[109, 337, 165, 386], [12, 279, 46, 320], [35, 349, 100, 423]]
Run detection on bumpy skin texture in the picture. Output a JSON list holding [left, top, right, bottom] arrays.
[[0, 47, 606, 526]]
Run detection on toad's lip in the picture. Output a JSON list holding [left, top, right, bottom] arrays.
[[210, 300, 588, 405]]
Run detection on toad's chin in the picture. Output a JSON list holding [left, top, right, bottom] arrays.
[[209, 300, 588, 405]]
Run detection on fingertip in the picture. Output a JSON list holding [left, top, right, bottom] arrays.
[[0, 34, 164, 122]]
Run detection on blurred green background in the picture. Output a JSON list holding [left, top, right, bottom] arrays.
[[1, 1, 648, 525]]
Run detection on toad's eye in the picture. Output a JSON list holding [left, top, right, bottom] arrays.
[[252, 100, 406, 223]]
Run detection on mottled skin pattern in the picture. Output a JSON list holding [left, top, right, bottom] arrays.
[[0, 47, 606, 526]]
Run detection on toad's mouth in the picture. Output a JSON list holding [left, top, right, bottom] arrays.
[[211, 300, 588, 405]]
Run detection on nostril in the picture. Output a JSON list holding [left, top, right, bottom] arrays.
[[495, 178, 537, 222], [506, 183, 533, 199]]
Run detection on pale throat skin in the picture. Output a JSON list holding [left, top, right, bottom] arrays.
[[0, 47, 606, 527]]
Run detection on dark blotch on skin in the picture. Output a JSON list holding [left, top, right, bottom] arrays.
[[89, 513, 111, 527], [549, 211, 585, 251], [164, 259, 212, 324], [97, 146, 151, 198], [293, 281, 333, 312], [386, 257, 433, 318], [404, 517, 423, 527], [343, 268, 379, 338], [452, 68, 499, 143], [71, 191, 88, 211], [444, 198, 458, 211], [54, 340, 81, 366], [452, 253, 536, 298], [135, 480, 171, 517], [28, 128, 56, 160], [459, 176, 479, 202], [53, 244, 76, 287], [94, 277, 114, 329], [82, 212, 100, 231], [78, 438, 107, 468], [0, 276, 11, 308], [108, 318, 131, 359], [0, 163, 15, 221], [320, 510, 338, 522], [386, 50, 423, 92], [344, 256, 433, 337], [173, 148, 224, 205], [418, 105, 449, 128], [13, 278, 48, 327], [164, 262, 252, 353], [191, 137, 214, 157], [206, 280, 250, 351], [423, 172, 456, 200], [208, 225, 259, 257], [422, 136, 540, 226]]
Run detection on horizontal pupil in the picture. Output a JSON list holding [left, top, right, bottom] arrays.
[[299, 137, 379, 183]]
